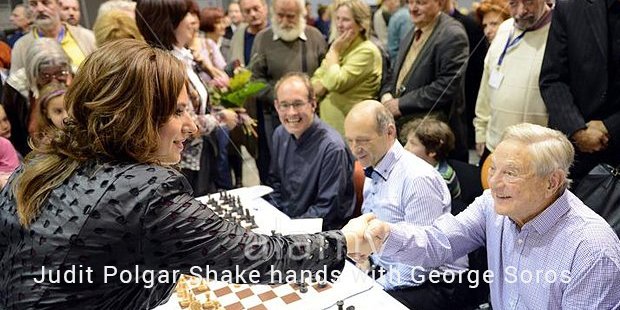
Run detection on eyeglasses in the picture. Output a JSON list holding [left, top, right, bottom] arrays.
[[39, 69, 70, 84], [276, 100, 308, 111]]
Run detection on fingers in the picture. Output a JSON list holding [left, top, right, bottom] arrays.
[[365, 219, 390, 254]]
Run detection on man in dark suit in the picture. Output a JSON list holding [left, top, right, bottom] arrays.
[[539, 0, 620, 182], [381, 0, 469, 161]]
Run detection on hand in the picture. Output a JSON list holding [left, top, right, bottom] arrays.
[[341, 213, 376, 261], [325, 30, 357, 66], [475, 143, 486, 157], [587, 120, 609, 135], [572, 126, 608, 153], [383, 98, 401, 118], [365, 219, 391, 254], [312, 81, 327, 99], [217, 109, 239, 130], [331, 29, 357, 55]]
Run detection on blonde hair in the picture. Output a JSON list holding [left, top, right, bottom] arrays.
[[36, 82, 67, 138], [13, 39, 187, 227], [330, 0, 372, 42], [93, 10, 144, 47]]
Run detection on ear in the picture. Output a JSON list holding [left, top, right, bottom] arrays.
[[386, 123, 397, 137], [545, 169, 565, 197]]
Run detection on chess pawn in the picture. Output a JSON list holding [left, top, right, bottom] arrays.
[[189, 301, 202, 310]]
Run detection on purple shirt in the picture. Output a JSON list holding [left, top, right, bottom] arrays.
[[383, 190, 620, 309]]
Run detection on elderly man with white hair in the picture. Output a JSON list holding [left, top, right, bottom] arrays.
[[248, 0, 327, 183], [363, 123, 620, 309]]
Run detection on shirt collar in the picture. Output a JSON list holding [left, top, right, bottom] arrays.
[[291, 115, 319, 144], [370, 140, 404, 181], [272, 29, 308, 41], [171, 46, 194, 65], [521, 190, 571, 234]]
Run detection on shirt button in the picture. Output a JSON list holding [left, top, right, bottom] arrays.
[[517, 239, 523, 244]]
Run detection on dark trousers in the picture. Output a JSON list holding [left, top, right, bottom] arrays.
[[369, 260, 477, 310], [387, 279, 471, 310]]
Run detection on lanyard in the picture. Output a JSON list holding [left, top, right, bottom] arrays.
[[497, 28, 527, 67]]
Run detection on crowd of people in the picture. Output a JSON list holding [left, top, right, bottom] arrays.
[[0, 0, 619, 309]]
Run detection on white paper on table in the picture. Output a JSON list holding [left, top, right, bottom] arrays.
[[280, 218, 323, 235]]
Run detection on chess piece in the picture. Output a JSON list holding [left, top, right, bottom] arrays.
[[317, 281, 327, 289], [337, 300, 344, 310], [300, 282, 308, 293], [346, 306, 355, 310]]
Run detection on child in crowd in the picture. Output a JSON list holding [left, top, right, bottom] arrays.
[[401, 117, 462, 199], [0, 104, 11, 139], [37, 83, 68, 131], [0, 105, 19, 188], [34, 83, 68, 146]]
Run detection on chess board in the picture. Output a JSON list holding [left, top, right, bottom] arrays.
[[176, 275, 333, 310], [200, 191, 258, 230]]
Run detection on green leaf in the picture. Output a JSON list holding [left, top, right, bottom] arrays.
[[228, 69, 253, 91], [221, 82, 267, 108]]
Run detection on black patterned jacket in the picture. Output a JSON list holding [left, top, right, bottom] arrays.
[[0, 161, 346, 309]]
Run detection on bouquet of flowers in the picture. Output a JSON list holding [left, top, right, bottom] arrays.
[[208, 68, 265, 137]]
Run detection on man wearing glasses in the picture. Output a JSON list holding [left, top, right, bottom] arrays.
[[364, 123, 620, 309], [265, 73, 355, 231], [343, 100, 470, 310]]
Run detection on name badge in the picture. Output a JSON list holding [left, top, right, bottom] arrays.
[[489, 68, 504, 89]]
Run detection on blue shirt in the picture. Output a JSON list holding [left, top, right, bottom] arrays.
[[362, 141, 467, 289], [244, 30, 257, 65], [383, 190, 620, 309], [266, 117, 355, 230], [387, 8, 413, 63]]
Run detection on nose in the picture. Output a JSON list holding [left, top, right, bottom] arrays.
[[182, 113, 198, 136], [515, 2, 528, 16]]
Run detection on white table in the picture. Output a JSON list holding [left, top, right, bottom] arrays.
[[155, 187, 408, 310]]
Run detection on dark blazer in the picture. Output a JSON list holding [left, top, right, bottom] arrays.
[[0, 163, 346, 309], [381, 13, 469, 159], [540, 0, 620, 172]]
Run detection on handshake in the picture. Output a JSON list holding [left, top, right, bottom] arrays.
[[341, 213, 390, 262]]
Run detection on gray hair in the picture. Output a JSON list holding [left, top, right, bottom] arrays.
[[375, 103, 395, 134], [13, 4, 33, 19], [501, 123, 574, 189], [25, 38, 71, 97], [271, 0, 307, 15]]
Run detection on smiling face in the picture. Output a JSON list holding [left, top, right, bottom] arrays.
[[274, 77, 316, 139], [488, 139, 551, 226], [174, 12, 198, 48], [156, 86, 197, 164]]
